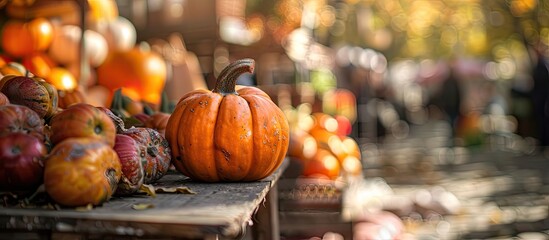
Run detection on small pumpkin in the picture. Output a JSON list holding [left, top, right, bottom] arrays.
[[322, 88, 357, 123], [0, 62, 27, 78], [302, 148, 340, 180], [0, 104, 45, 141], [287, 128, 317, 161], [21, 52, 57, 79], [49, 103, 116, 147], [44, 137, 121, 207], [46, 67, 77, 91], [90, 16, 136, 51], [1, 18, 54, 57], [113, 134, 144, 196], [120, 127, 171, 184], [0, 75, 58, 119], [96, 45, 167, 105], [165, 59, 289, 182], [101, 107, 170, 184], [144, 112, 170, 137], [48, 25, 108, 67], [58, 88, 86, 109]]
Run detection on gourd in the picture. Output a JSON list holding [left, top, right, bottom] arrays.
[[101, 108, 171, 186], [113, 134, 144, 196], [44, 138, 121, 207], [165, 59, 289, 182], [0, 75, 58, 119], [49, 103, 116, 147], [1, 18, 53, 57], [58, 88, 86, 109], [144, 112, 170, 137], [0, 104, 45, 142]]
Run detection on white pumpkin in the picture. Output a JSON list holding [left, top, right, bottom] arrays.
[[91, 17, 136, 51], [48, 25, 109, 67]]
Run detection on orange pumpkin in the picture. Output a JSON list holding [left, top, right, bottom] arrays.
[[58, 88, 86, 109], [46, 67, 77, 91], [44, 137, 121, 207], [322, 88, 357, 123], [165, 59, 289, 182], [144, 112, 170, 137], [22, 52, 57, 79], [287, 128, 317, 160], [86, 0, 119, 22], [310, 112, 339, 133], [96, 46, 167, 105], [302, 148, 341, 180], [0, 62, 27, 78], [1, 18, 53, 57]]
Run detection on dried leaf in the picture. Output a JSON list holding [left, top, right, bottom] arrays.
[[75, 203, 94, 211], [132, 203, 154, 210], [139, 184, 156, 197], [155, 186, 196, 194]]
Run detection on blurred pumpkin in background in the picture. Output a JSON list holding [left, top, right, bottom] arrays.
[[90, 16, 136, 52], [0, 62, 26, 78], [1, 18, 53, 57], [46, 67, 77, 92], [66, 62, 96, 87], [22, 52, 57, 78], [48, 25, 108, 67], [96, 45, 167, 105], [86, 0, 119, 23], [302, 148, 341, 180]]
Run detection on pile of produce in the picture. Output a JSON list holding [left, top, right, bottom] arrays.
[[0, 0, 166, 110], [0, 78, 171, 207], [0, 55, 290, 208], [284, 91, 363, 182]]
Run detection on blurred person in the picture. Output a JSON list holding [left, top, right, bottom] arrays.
[[530, 43, 549, 147], [429, 60, 461, 137]]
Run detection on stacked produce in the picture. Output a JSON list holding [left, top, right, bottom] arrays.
[[0, 0, 161, 205], [283, 89, 363, 182], [0, 1, 291, 208], [0, 0, 166, 109]]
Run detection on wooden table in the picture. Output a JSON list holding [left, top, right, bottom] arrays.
[[0, 160, 288, 240]]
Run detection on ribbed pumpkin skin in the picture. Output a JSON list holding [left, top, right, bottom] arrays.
[[165, 59, 289, 182], [0, 104, 45, 141]]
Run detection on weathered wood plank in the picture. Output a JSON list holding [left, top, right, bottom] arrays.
[[0, 159, 288, 239]]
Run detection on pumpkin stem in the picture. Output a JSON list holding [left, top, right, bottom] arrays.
[[213, 59, 255, 95], [159, 91, 172, 113], [110, 88, 128, 118]]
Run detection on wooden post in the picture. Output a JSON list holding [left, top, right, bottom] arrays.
[[252, 183, 280, 240]]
